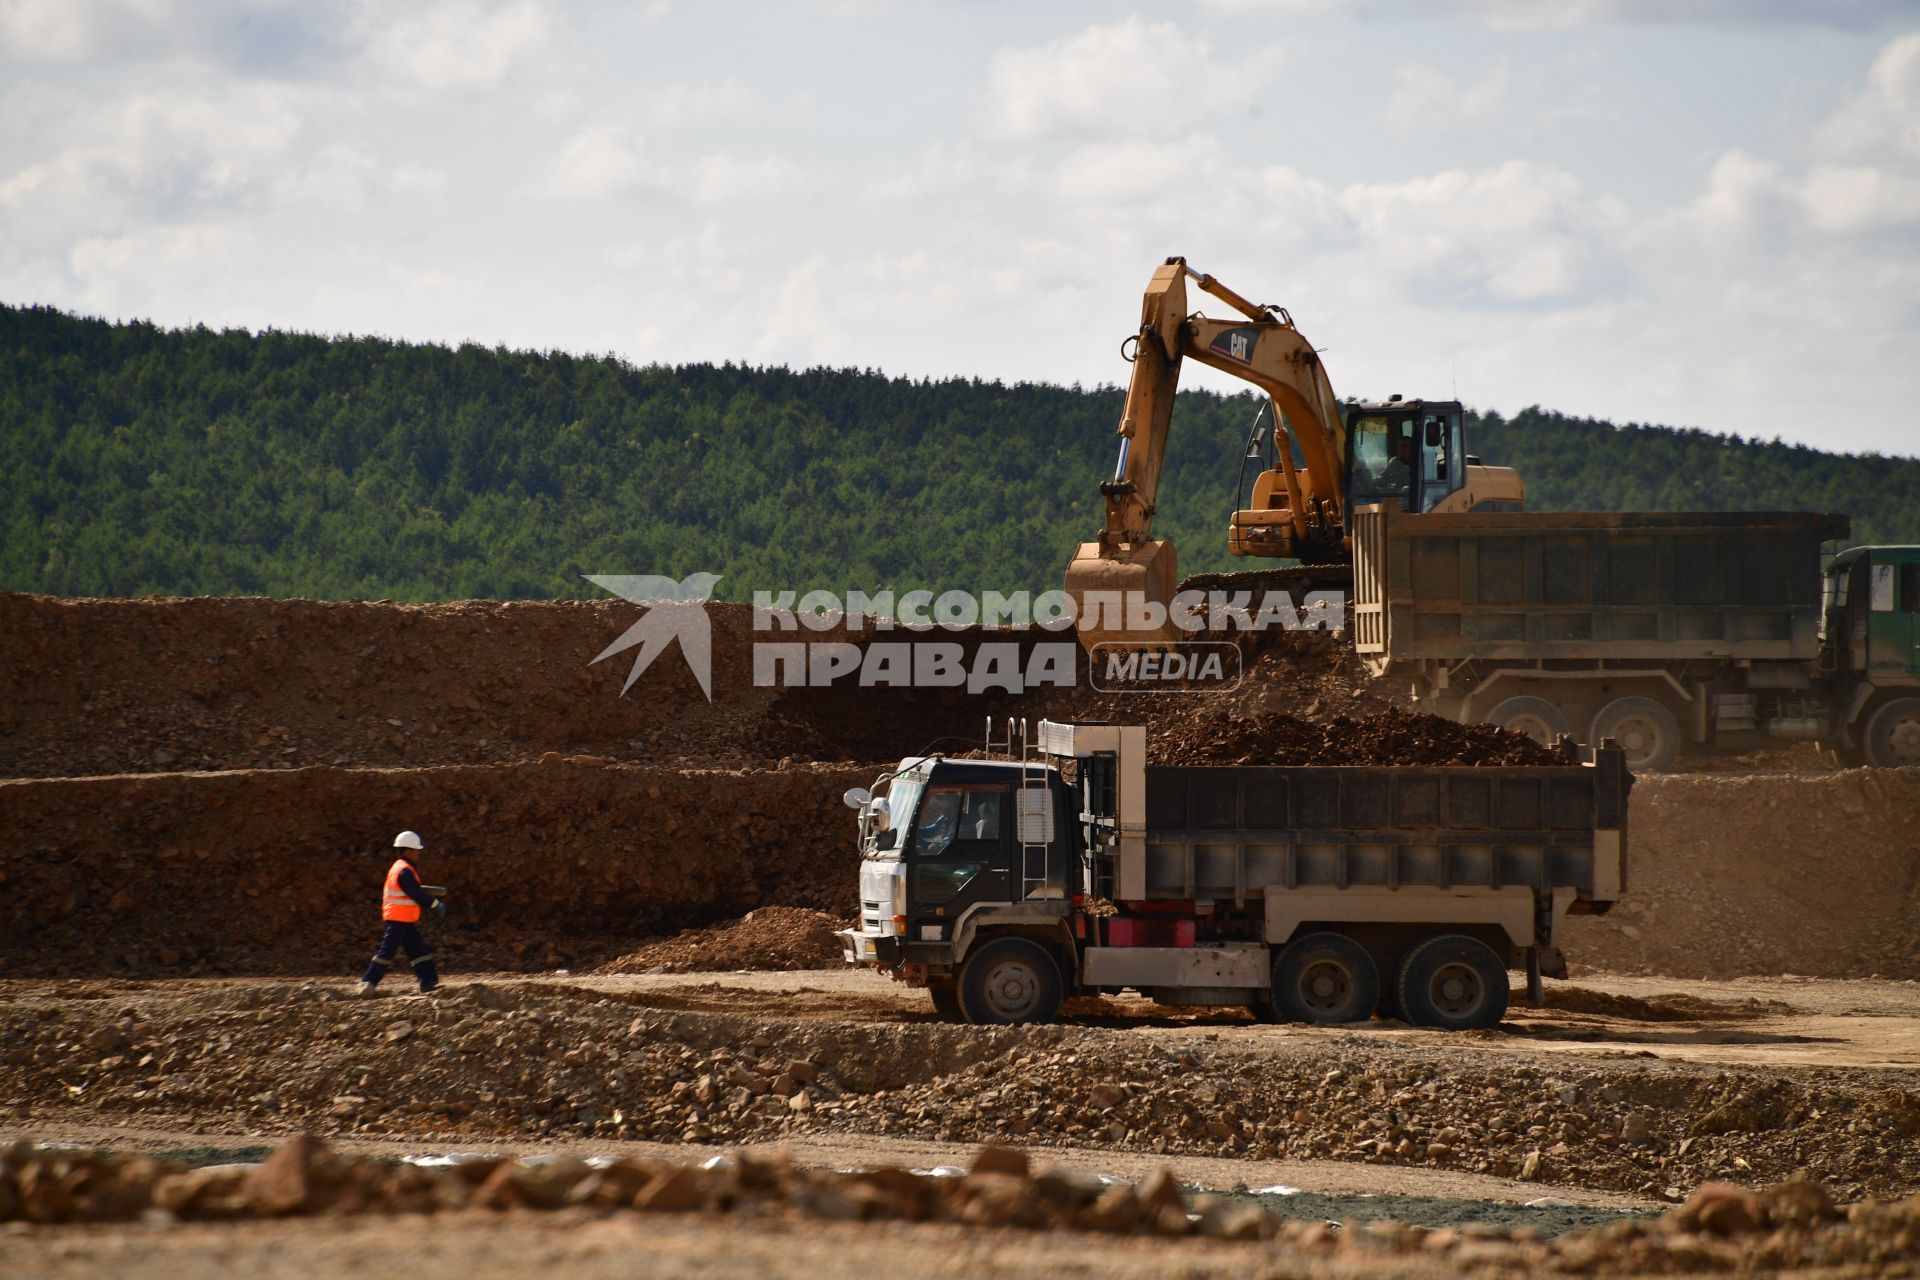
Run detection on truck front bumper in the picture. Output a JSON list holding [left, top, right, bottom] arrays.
[[837, 929, 901, 966]]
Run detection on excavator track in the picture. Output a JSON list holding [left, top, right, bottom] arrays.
[[1178, 563, 1353, 598], [1176, 564, 1353, 632]]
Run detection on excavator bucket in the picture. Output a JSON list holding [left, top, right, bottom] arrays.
[[1065, 539, 1181, 651]]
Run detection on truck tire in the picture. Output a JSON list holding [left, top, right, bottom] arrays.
[[929, 984, 964, 1022], [1484, 696, 1568, 747], [1396, 935, 1509, 1030], [958, 938, 1063, 1026], [1271, 933, 1379, 1025], [1862, 697, 1920, 768], [1589, 695, 1681, 772]]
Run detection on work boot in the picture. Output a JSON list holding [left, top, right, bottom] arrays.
[[354, 981, 380, 998]]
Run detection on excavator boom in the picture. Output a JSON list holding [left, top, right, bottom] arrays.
[[1065, 257, 1523, 652], [1067, 257, 1350, 648]]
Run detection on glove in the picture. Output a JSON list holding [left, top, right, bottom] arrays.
[[430, 899, 448, 920]]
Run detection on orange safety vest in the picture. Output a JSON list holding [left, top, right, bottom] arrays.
[[382, 858, 422, 922]]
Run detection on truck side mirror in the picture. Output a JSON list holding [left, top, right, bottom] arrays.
[[1424, 420, 1443, 447], [876, 830, 897, 851]]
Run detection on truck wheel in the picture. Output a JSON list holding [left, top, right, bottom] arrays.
[[1271, 933, 1379, 1025], [1589, 696, 1681, 772], [1396, 935, 1509, 1030], [1862, 697, 1920, 768], [958, 938, 1063, 1026], [929, 984, 964, 1022], [1484, 696, 1568, 747]]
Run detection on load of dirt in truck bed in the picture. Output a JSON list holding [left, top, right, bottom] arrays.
[[595, 908, 848, 974]]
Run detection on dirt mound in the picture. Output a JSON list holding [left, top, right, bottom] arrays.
[[597, 908, 848, 974], [0, 594, 795, 777], [0, 761, 871, 978], [1539, 987, 1796, 1023], [1566, 770, 1920, 980], [0, 594, 1545, 777]]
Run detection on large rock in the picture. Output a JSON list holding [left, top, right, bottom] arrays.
[[246, 1134, 330, 1215], [632, 1166, 706, 1213], [1136, 1169, 1190, 1235], [1677, 1182, 1763, 1236]]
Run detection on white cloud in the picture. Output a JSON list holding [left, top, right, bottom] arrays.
[[1385, 64, 1509, 130], [689, 153, 799, 205], [1196, 0, 1918, 26], [1802, 163, 1920, 232], [1049, 137, 1215, 203], [1819, 31, 1920, 161], [545, 125, 647, 200], [3, 4, 1918, 459], [987, 18, 1285, 139], [359, 0, 550, 91], [1341, 162, 1628, 304]]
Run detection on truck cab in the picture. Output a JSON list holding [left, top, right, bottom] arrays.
[[841, 755, 1074, 976], [1821, 545, 1920, 765]]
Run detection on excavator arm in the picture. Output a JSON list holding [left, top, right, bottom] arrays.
[[1068, 257, 1352, 647]]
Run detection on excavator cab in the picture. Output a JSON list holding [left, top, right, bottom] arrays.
[[1343, 400, 1466, 517]]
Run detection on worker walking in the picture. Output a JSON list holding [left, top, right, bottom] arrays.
[[356, 830, 446, 997]]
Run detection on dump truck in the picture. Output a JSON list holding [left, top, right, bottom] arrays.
[[838, 720, 1631, 1029], [1351, 505, 1920, 769]]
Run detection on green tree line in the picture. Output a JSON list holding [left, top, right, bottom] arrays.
[[3, 303, 1913, 601]]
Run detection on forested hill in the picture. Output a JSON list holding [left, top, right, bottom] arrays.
[[3, 303, 1915, 601]]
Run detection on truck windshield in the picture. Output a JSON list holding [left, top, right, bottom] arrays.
[[868, 776, 923, 859]]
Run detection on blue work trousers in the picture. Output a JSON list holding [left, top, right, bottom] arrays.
[[362, 921, 438, 991]]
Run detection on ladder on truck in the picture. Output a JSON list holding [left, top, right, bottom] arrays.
[[988, 717, 1058, 901]]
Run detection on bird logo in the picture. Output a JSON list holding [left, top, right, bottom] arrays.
[[584, 572, 723, 700]]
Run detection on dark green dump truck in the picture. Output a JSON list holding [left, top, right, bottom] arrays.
[[1352, 505, 1920, 769], [840, 721, 1632, 1029]]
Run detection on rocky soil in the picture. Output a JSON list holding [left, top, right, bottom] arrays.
[[4, 978, 1917, 1202], [9, 1132, 1920, 1278]]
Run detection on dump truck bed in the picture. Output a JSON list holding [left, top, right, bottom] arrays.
[[1351, 506, 1848, 664], [1139, 756, 1629, 930]]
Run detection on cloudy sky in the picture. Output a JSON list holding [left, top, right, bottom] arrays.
[[4, 0, 1919, 456]]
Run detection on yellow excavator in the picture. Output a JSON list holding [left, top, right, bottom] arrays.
[[1065, 257, 1524, 648]]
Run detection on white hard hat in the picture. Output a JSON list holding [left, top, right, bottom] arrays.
[[393, 830, 424, 850]]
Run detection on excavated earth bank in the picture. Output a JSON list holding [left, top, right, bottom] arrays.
[[1, 593, 1916, 980]]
